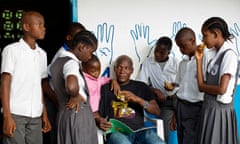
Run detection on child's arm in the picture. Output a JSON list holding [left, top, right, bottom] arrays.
[[1, 73, 16, 138], [41, 101, 52, 133], [110, 79, 120, 96], [195, 48, 231, 95]]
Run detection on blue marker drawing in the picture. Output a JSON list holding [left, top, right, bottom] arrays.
[[170, 21, 187, 39], [230, 22, 240, 55], [130, 24, 157, 66], [94, 23, 115, 77]]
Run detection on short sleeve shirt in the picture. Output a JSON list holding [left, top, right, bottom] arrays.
[[99, 80, 156, 130], [1, 39, 47, 117]]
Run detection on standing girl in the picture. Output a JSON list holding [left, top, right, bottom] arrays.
[[195, 17, 239, 144], [50, 30, 99, 144]]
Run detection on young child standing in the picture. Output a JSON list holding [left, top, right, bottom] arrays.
[[81, 54, 119, 113], [174, 27, 209, 144], [1, 11, 51, 144], [195, 17, 239, 144]]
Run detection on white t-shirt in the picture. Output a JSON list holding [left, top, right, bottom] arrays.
[[1, 39, 48, 117]]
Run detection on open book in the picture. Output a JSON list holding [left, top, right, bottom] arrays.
[[105, 118, 156, 135]]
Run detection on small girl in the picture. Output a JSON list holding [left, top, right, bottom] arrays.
[[195, 17, 239, 144], [82, 54, 119, 113]]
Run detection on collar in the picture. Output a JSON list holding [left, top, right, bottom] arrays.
[[19, 38, 41, 52], [63, 43, 70, 51], [61, 50, 80, 63], [83, 72, 98, 80]]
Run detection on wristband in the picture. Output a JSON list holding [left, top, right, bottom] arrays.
[[144, 101, 149, 109]]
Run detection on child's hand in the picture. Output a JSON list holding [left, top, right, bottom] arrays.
[[170, 114, 177, 131], [42, 114, 52, 133], [195, 44, 204, 60], [111, 79, 120, 95], [164, 82, 179, 91], [66, 95, 86, 112], [3, 115, 16, 137]]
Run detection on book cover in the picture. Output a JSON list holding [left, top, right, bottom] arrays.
[[105, 118, 156, 135]]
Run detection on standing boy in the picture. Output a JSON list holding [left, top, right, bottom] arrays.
[[1, 11, 51, 144], [174, 27, 208, 144]]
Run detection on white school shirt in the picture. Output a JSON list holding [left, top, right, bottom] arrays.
[[176, 54, 208, 103], [60, 52, 88, 101], [207, 42, 238, 104], [1, 38, 47, 117], [136, 56, 179, 97]]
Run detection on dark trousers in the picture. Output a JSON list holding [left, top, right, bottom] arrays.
[[158, 96, 176, 142], [176, 98, 202, 144]]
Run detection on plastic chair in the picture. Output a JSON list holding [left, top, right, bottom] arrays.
[[144, 110, 165, 142]]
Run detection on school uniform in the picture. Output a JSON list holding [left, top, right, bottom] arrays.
[[136, 56, 179, 141], [175, 54, 208, 144], [197, 43, 239, 144], [1, 38, 47, 144], [50, 52, 98, 144]]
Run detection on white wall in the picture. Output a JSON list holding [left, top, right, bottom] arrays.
[[76, 0, 240, 79]]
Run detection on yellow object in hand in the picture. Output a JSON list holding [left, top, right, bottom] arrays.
[[199, 43, 206, 52], [164, 81, 174, 91]]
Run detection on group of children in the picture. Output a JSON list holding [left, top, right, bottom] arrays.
[[0, 10, 239, 144]]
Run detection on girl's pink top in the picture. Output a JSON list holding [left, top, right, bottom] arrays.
[[83, 72, 110, 112]]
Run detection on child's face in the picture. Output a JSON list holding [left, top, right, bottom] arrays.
[[176, 38, 195, 57], [86, 61, 101, 79], [201, 30, 217, 49], [76, 44, 96, 62], [154, 44, 170, 62], [26, 14, 46, 40]]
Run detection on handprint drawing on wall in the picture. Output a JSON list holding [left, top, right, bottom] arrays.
[[170, 21, 187, 57], [230, 22, 240, 55], [130, 24, 157, 68], [95, 23, 115, 77]]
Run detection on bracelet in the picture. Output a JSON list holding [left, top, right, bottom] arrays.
[[144, 101, 149, 109]]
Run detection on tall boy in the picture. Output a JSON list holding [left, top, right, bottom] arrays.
[[1, 11, 51, 144]]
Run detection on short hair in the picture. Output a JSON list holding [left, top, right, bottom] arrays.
[[114, 55, 133, 69], [156, 36, 172, 51], [175, 27, 196, 42], [67, 22, 86, 36]]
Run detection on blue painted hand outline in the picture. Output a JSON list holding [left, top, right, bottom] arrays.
[[94, 23, 115, 77], [95, 23, 114, 64], [230, 22, 240, 55], [170, 21, 187, 39], [130, 24, 156, 65]]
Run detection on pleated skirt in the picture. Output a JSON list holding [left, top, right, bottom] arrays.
[[57, 102, 98, 144], [197, 94, 239, 144]]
